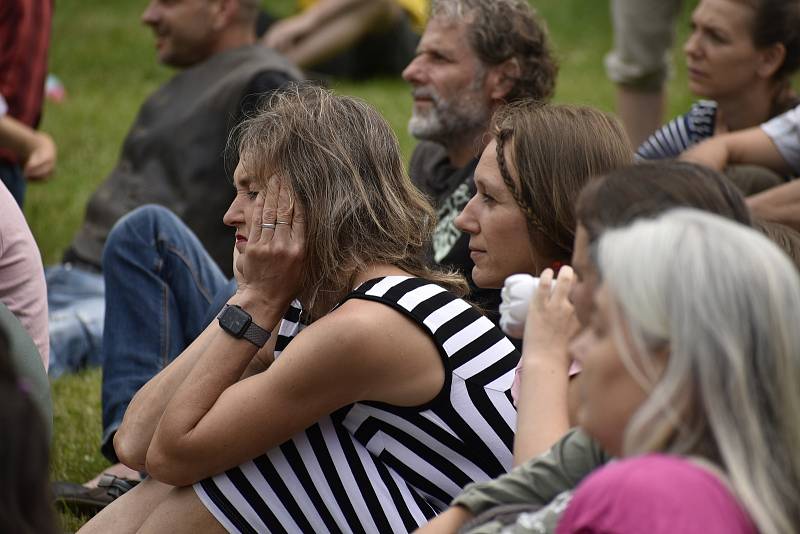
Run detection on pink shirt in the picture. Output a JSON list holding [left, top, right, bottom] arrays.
[[556, 454, 757, 534], [0, 184, 49, 369]]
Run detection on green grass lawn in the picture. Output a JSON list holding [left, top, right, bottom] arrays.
[[39, 0, 697, 530]]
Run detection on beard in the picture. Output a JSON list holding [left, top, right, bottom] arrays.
[[407, 85, 491, 145]]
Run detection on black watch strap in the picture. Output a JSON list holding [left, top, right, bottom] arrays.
[[242, 320, 271, 348], [217, 304, 271, 348]]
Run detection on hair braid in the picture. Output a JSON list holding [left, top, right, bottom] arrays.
[[495, 129, 571, 254]]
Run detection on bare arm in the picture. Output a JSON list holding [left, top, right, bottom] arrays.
[[113, 312, 279, 471], [262, 0, 396, 68], [114, 241, 278, 470], [418, 429, 611, 532], [680, 127, 792, 175], [138, 179, 444, 486], [0, 115, 56, 180], [145, 297, 442, 486], [513, 267, 579, 466], [681, 128, 800, 229]]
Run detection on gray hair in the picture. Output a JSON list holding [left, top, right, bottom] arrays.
[[597, 208, 800, 534], [429, 0, 557, 102]]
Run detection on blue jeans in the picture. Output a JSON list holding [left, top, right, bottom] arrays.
[[100, 205, 236, 462], [47, 264, 106, 378]]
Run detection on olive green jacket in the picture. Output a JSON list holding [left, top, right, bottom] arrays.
[[453, 428, 611, 534]]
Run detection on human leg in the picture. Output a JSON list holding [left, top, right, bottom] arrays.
[[99, 205, 234, 462], [78, 478, 226, 534], [615, 86, 667, 150], [76, 477, 174, 534], [46, 264, 105, 378], [606, 0, 683, 147], [138, 485, 227, 534]]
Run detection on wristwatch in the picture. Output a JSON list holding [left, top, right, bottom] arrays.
[[216, 304, 271, 348]]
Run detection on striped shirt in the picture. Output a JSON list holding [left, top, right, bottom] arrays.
[[195, 276, 520, 533], [636, 100, 717, 161]]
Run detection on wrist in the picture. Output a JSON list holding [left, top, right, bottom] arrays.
[[227, 291, 286, 332], [520, 351, 570, 373]]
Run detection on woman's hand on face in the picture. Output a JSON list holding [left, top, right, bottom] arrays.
[[521, 266, 580, 370], [236, 175, 306, 312], [232, 247, 245, 288]]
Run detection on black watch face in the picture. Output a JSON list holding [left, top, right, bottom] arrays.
[[222, 306, 251, 337]]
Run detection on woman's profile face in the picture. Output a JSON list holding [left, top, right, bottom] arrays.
[[223, 157, 263, 255], [223, 156, 298, 275], [455, 141, 538, 288], [684, 0, 768, 100], [570, 285, 657, 456]]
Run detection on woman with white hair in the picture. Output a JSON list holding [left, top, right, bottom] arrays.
[[558, 209, 800, 533]]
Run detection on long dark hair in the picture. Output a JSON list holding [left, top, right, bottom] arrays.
[[735, 0, 800, 115], [0, 327, 58, 534], [492, 101, 632, 270]]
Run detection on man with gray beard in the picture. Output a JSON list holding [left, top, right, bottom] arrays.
[[403, 0, 557, 316]]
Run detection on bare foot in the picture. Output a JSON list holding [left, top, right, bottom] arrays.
[[84, 463, 142, 488]]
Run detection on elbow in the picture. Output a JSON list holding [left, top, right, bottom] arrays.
[[145, 439, 207, 487], [113, 427, 147, 472], [145, 451, 191, 487]]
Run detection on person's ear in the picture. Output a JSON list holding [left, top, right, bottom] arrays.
[[210, 0, 238, 31], [757, 42, 786, 79], [485, 57, 521, 102]]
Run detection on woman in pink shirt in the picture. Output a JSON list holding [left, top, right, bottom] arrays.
[[558, 209, 800, 534], [0, 182, 48, 369]]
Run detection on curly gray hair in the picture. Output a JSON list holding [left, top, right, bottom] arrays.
[[430, 0, 557, 102]]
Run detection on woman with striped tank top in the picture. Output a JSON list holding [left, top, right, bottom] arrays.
[[79, 84, 519, 534]]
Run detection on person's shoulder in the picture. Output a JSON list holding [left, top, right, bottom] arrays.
[[246, 70, 296, 94], [765, 102, 800, 131], [326, 276, 444, 330], [580, 454, 710, 489], [559, 454, 756, 534], [294, 278, 448, 382], [577, 454, 740, 499], [314, 275, 470, 343]]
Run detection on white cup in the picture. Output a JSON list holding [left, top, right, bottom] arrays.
[[499, 273, 549, 338]]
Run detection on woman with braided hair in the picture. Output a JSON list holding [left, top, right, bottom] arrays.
[[454, 101, 632, 465]]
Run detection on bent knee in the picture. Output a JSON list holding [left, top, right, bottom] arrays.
[[103, 205, 182, 263]]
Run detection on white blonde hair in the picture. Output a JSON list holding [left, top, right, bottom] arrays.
[[596, 208, 800, 534]]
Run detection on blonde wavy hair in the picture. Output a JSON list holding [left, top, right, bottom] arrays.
[[234, 84, 467, 319]]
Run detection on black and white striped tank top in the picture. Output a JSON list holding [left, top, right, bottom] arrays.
[[194, 276, 520, 533]]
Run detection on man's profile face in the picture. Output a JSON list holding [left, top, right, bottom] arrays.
[[402, 16, 493, 144], [141, 0, 219, 68]]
